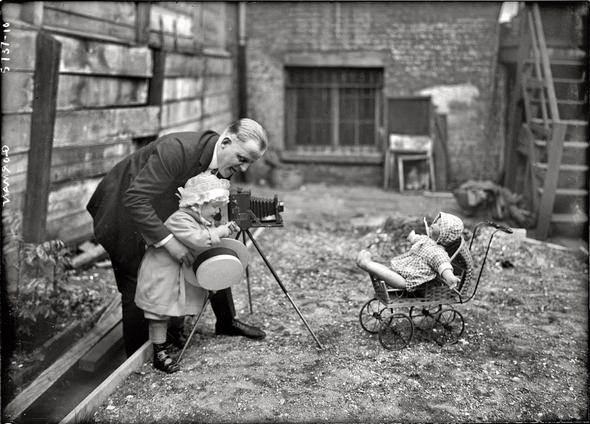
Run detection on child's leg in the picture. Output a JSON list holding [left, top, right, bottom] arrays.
[[356, 250, 408, 289], [147, 318, 180, 374]]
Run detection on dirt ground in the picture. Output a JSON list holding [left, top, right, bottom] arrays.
[[90, 183, 588, 423]]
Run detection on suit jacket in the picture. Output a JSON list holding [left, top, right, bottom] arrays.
[[86, 130, 219, 270]]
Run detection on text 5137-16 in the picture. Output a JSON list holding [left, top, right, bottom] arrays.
[[1, 21, 11, 73]]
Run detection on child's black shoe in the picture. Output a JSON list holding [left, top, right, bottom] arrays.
[[153, 342, 180, 374]]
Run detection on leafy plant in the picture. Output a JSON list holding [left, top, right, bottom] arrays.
[[2, 210, 101, 344]]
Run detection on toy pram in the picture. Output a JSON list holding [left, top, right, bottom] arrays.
[[359, 221, 512, 350]]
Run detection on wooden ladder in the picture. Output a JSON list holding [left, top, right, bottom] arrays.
[[516, 3, 588, 239]]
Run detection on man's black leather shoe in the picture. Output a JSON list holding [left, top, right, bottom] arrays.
[[215, 319, 266, 340]]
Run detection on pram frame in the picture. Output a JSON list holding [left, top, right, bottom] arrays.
[[359, 221, 513, 350]]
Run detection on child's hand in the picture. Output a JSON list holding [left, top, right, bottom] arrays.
[[407, 230, 417, 242], [213, 221, 239, 239], [227, 221, 240, 233]]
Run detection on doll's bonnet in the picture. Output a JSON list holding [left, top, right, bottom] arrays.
[[430, 212, 464, 246]]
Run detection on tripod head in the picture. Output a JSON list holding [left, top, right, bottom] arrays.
[[228, 187, 284, 230]]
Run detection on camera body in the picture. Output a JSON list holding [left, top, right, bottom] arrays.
[[228, 187, 284, 230]]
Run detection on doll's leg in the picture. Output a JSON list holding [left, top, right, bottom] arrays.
[[356, 250, 407, 289]]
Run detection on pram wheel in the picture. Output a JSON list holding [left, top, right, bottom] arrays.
[[359, 298, 386, 334], [432, 308, 465, 346], [410, 305, 442, 333], [378, 310, 414, 350]]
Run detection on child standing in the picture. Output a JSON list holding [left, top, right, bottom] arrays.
[[135, 172, 239, 373], [356, 212, 463, 291]]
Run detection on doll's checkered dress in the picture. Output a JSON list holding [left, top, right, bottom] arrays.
[[389, 212, 463, 290]]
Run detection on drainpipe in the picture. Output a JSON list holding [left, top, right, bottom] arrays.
[[237, 2, 247, 118]]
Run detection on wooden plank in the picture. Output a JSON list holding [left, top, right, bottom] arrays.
[[147, 31, 199, 54], [148, 49, 166, 106], [59, 341, 152, 424], [159, 120, 202, 135], [503, 10, 530, 190], [43, 6, 136, 43], [51, 143, 130, 168], [78, 322, 123, 373], [201, 111, 233, 133], [203, 93, 231, 116], [57, 75, 148, 110], [9, 30, 37, 71], [3, 307, 123, 421], [1, 72, 34, 114], [532, 4, 560, 121], [46, 2, 136, 27], [46, 179, 100, 218], [205, 56, 233, 76], [161, 99, 202, 128], [56, 35, 152, 77], [50, 156, 126, 184], [150, 4, 194, 37], [202, 2, 226, 48], [20, 2, 44, 26], [46, 214, 95, 244], [165, 53, 204, 77], [136, 2, 151, 44], [535, 122, 567, 240], [53, 107, 159, 148], [22, 32, 61, 243], [163, 77, 203, 101], [203, 75, 234, 94], [71, 243, 107, 269], [1, 114, 31, 152]]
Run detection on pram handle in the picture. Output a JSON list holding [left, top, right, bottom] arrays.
[[485, 221, 513, 233]]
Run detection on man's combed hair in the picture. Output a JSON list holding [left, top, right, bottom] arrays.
[[227, 118, 268, 151]]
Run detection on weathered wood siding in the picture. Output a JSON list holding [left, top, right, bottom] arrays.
[[1, 2, 238, 244]]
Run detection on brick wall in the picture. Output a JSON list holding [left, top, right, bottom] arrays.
[[245, 2, 505, 188]]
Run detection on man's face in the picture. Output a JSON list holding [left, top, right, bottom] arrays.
[[217, 136, 265, 178]]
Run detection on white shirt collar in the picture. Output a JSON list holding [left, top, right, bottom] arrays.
[[208, 136, 221, 170]]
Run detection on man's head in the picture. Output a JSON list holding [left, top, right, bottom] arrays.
[[216, 118, 268, 178]]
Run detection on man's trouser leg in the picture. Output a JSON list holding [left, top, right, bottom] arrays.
[[210, 288, 236, 329], [112, 262, 149, 356]]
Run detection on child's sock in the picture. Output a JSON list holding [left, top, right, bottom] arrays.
[[148, 319, 168, 345]]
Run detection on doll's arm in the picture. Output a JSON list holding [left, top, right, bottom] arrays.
[[440, 266, 460, 288]]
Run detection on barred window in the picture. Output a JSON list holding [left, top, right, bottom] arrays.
[[285, 67, 383, 153]]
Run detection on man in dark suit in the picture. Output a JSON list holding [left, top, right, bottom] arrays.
[[87, 118, 268, 356]]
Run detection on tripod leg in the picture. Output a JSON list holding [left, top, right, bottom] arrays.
[[177, 296, 210, 364], [242, 231, 253, 314], [245, 230, 324, 349]]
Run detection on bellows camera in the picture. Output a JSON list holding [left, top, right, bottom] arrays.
[[228, 187, 284, 230]]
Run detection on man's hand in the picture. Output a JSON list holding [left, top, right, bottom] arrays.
[[163, 237, 195, 266]]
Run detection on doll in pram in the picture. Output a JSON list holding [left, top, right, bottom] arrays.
[[356, 212, 512, 350]]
